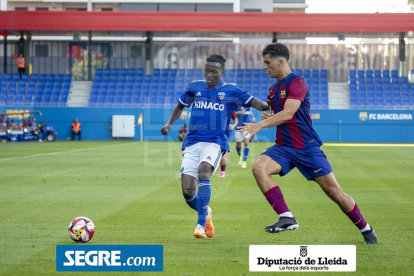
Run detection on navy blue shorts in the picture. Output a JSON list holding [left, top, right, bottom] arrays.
[[261, 145, 333, 180]]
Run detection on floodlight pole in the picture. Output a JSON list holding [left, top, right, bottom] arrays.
[[87, 0, 92, 12], [145, 31, 154, 75], [272, 32, 278, 43], [399, 32, 406, 77], [88, 32, 92, 81], [2, 35, 6, 74]]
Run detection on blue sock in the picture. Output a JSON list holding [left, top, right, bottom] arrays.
[[243, 147, 250, 161], [184, 192, 198, 211], [236, 146, 241, 156], [197, 179, 211, 227]]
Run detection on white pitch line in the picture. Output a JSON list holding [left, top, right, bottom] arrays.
[[324, 143, 414, 147], [0, 142, 137, 162]]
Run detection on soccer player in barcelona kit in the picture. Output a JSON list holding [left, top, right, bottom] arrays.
[[237, 43, 377, 244], [161, 54, 268, 239], [235, 106, 255, 168]]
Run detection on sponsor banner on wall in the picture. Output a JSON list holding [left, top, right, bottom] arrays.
[[359, 111, 413, 121], [249, 245, 356, 272]]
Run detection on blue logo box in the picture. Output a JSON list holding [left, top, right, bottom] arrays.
[[56, 245, 163, 272]]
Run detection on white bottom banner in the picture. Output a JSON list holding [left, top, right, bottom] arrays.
[[249, 245, 356, 272]]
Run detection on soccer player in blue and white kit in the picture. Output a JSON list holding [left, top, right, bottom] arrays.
[[161, 55, 268, 239], [235, 106, 255, 168], [238, 43, 377, 244]]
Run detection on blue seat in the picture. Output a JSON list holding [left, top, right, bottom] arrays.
[[39, 74, 47, 81], [49, 96, 59, 106], [122, 97, 132, 107], [57, 97, 67, 107], [23, 96, 32, 106], [399, 77, 408, 83], [113, 96, 123, 106], [14, 96, 22, 105], [136, 68, 144, 76], [56, 74, 64, 81], [64, 75, 72, 81], [88, 97, 97, 106]]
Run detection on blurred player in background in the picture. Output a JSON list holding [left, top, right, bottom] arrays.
[[235, 106, 255, 168], [218, 111, 238, 178], [238, 43, 377, 244], [178, 124, 187, 141], [161, 54, 268, 239]]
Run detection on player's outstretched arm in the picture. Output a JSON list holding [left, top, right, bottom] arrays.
[[237, 99, 301, 138], [161, 104, 185, 135], [261, 112, 273, 121], [250, 99, 269, 111]]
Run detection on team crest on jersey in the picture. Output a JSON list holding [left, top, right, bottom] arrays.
[[218, 92, 225, 100], [280, 90, 286, 99]]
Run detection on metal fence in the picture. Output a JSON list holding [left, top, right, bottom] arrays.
[[1, 40, 413, 82]]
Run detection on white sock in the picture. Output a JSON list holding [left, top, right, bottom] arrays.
[[360, 223, 371, 233], [279, 212, 294, 218]]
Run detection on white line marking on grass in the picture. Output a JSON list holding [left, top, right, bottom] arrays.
[[162, 215, 250, 221], [324, 143, 414, 147], [0, 142, 138, 162]]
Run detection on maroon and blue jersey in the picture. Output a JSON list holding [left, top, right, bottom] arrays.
[[269, 72, 322, 149]]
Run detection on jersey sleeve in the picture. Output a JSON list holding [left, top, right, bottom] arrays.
[[287, 78, 307, 101], [234, 87, 255, 107], [178, 84, 194, 107]]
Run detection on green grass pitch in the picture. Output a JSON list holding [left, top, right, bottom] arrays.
[[0, 141, 413, 275]]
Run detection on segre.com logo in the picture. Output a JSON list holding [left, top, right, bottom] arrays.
[[56, 245, 163, 272]]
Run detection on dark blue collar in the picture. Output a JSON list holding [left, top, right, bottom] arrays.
[[204, 79, 225, 90]]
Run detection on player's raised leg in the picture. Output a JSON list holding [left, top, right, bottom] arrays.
[[252, 155, 298, 233], [314, 173, 377, 244]]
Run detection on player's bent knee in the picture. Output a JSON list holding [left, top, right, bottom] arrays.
[[182, 188, 196, 198], [252, 162, 266, 179], [198, 162, 213, 180]]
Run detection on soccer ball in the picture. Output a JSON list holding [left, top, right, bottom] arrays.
[[68, 216, 95, 243]]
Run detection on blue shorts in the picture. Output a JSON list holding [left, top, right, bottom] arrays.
[[261, 145, 333, 181]]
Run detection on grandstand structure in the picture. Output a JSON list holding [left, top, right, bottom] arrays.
[[1, 3, 414, 109], [88, 68, 327, 108], [0, 72, 71, 106], [349, 69, 412, 108]]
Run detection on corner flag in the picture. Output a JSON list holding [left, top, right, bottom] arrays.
[[137, 113, 143, 125]]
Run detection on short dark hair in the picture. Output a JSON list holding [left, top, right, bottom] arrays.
[[206, 54, 226, 69], [262, 43, 290, 61]]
